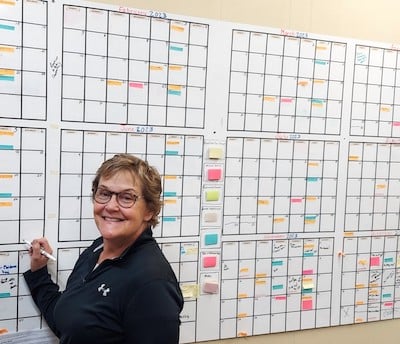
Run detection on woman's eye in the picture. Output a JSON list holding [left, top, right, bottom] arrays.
[[120, 194, 134, 201]]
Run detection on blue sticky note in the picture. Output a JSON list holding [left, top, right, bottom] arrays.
[[204, 233, 218, 246]]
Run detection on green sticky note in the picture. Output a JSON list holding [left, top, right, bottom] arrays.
[[205, 190, 220, 201]]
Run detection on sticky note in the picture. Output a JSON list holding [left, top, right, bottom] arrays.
[[205, 190, 220, 201], [202, 279, 219, 294], [204, 233, 218, 246], [302, 299, 313, 310], [370, 256, 380, 266], [208, 146, 223, 159], [180, 284, 198, 298], [203, 255, 217, 268], [204, 212, 218, 223], [207, 168, 222, 181]]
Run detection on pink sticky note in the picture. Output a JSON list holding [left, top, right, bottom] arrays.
[[203, 280, 219, 294], [302, 269, 314, 275], [207, 168, 222, 181], [302, 299, 313, 310], [203, 255, 217, 268], [370, 256, 380, 267]]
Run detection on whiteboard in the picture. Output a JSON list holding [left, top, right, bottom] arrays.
[[1, 0, 400, 342]]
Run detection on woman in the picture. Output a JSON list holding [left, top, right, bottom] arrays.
[[24, 154, 184, 343]]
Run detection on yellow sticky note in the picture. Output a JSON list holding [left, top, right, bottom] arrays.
[[205, 190, 220, 201], [208, 146, 223, 159], [180, 284, 198, 299]]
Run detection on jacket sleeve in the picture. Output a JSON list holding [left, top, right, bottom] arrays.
[[23, 267, 62, 337], [123, 279, 183, 344]]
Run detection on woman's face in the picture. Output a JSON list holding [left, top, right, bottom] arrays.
[[93, 170, 153, 245]]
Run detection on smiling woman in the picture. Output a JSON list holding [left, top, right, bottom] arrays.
[[23, 154, 184, 344]]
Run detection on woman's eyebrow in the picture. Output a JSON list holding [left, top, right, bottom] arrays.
[[97, 185, 137, 192]]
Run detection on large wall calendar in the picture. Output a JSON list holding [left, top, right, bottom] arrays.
[[2, 0, 400, 342]]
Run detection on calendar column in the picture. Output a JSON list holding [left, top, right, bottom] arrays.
[[0, 0, 47, 120]]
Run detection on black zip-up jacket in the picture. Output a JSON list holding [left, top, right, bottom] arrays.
[[24, 228, 184, 344]]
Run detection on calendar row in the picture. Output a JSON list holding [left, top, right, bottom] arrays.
[[218, 307, 331, 337], [0, 20, 46, 49], [62, 99, 205, 127], [232, 30, 346, 62], [230, 74, 343, 98], [230, 96, 342, 119], [0, 0, 47, 25], [0, 70, 46, 97], [351, 120, 400, 137], [344, 212, 400, 231], [60, 152, 203, 176], [225, 177, 337, 196], [0, 127, 45, 149], [346, 196, 400, 213], [352, 103, 400, 121], [0, 46, 46, 72], [353, 65, 400, 87], [225, 161, 338, 178], [226, 138, 340, 160], [62, 76, 205, 107], [352, 82, 400, 103], [355, 45, 400, 68], [0, 219, 44, 245], [340, 303, 400, 325], [348, 142, 400, 160], [223, 195, 336, 213], [223, 213, 336, 234], [346, 179, 400, 196], [222, 257, 332, 279], [61, 131, 204, 155], [63, 53, 206, 85], [342, 254, 397, 273], [64, 30, 208, 67], [228, 114, 341, 134], [64, 6, 208, 46], [221, 239, 334, 259], [231, 52, 345, 80], [0, 198, 44, 221]]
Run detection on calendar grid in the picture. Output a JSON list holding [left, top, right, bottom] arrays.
[[228, 30, 346, 135], [224, 137, 339, 235], [340, 235, 400, 324], [351, 45, 400, 137], [61, 5, 209, 128]]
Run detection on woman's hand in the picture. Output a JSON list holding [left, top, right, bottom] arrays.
[[28, 237, 54, 272]]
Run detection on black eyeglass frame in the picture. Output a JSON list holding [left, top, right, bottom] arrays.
[[92, 187, 142, 208]]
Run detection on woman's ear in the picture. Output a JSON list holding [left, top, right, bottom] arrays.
[[144, 209, 154, 222]]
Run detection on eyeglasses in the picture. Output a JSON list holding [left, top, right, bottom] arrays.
[[93, 188, 142, 208]]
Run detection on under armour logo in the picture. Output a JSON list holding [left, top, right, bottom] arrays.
[[98, 283, 110, 296]]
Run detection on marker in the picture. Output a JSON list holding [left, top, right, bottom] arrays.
[[23, 239, 57, 261]]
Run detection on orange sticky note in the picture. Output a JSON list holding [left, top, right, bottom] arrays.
[[203, 255, 217, 268]]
